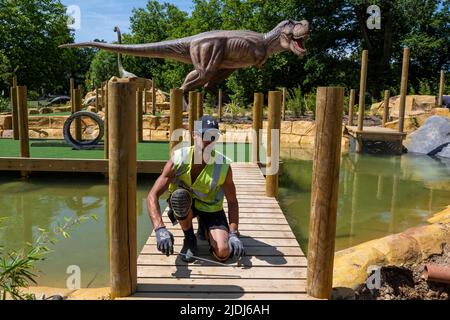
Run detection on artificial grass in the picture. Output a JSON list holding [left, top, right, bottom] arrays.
[[28, 112, 72, 117], [0, 139, 255, 162]]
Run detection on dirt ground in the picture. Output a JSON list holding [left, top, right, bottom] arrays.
[[355, 245, 450, 300]]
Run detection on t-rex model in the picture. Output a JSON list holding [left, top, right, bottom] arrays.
[[60, 19, 309, 93]]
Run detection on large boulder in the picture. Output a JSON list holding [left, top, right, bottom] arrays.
[[404, 116, 450, 156], [370, 95, 436, 117]]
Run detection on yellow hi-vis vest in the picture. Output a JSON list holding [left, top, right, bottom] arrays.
[[169, 146, 231, 212]]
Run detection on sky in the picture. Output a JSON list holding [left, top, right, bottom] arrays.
[[60, 0, 194, 42]]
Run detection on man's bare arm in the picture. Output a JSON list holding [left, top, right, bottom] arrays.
[[223, 167, 239, 233], [147, 159, 175, 230]]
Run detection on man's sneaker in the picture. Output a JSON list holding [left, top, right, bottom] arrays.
[[180, 234, 197, 263]]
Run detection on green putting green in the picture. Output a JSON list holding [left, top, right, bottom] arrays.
[[0, 139, 255, 162], [28, 112, 72, 117]]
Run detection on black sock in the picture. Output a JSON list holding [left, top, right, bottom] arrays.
[[183, 227, 195, 238]]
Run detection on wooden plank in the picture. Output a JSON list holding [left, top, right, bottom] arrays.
[[136, 278, 307, 293], [137, 265, 307, 279], [161, 217, 290, 225], [137, 255, 307, 267], [164, 223, 292, 231], [147, 237, 299, 247], [125, 292, 313, 300], [140, 245, 304, 257], [165, 230, 296, 239]]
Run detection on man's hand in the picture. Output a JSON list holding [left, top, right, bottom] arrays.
[[228, 231, 245, 259], [155, 227, 174, 256]]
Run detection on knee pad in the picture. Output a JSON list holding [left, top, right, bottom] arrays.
[[169, 188, 192, 221]]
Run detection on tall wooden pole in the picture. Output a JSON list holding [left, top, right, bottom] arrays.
[[108, 77, 137, 299], [307, 87, 344, 299], [143, 90, 148, 114], [73, 89, 82, 141], [398, 47, 410, 133], [282, 87, 287, 121], [104, 81, 109, 159], [70, 77, 75, 113], [12, 75, 17, 88], [266, 91, 281, 197], [170, 89, 184, 154], [17, 86, 30, 178], [382, 90, 390, 126], [10, 85, 19, 140], [252, 92, 263, 163], [357, 50, 368, 132], [196, 92, 204, 119], [188, 91, 197, 146], [152, 78, 157, 115], [136, 89, 143, 143], [218, 89, 223, 121], [95, 87, 99, 111], [437, 70, 445, 107], [348, 89, 356, 126]]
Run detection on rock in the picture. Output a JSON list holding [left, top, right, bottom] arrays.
[[403, 224, 449, 259], [428, 205, 450, 224], [431, 108, 450, 117], [291, 121, 315, 136], [2, 129, 13, 138], [0, 115, 12, 130], [438, 145, 450, 159], [87, 106, 97, 113], [28, 116, 50, 129], [370, 95, 436, 117], [384, 117, 420, 133], [66, 287, 111, 300], [28, 108, 39, 115], [50, 116, 69, 129], [404, 116, 450, 156], [143, 115, 159, 130], [151, 130, 169, 141], [40, 107, 53, 114], [281, 121, 292, 134]]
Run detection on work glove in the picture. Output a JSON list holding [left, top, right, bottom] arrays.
[[228, 231, 245, 259], [155, 226, 174, 256]]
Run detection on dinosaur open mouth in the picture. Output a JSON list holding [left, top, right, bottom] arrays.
[[293, 36, 307, 53]]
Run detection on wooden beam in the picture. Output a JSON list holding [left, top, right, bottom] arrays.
[[70, 77, 75, 113], [382, 90, 390, 126], [196, 92, 204, 119], [10, 86, 19, 140], [266, 91, 281, 197], [218, 89, 223, 121], [307, 87, 344, 299], [252, 92, 263, 163], [73, 88, 82, 141], [348, 89, 355, 126], [398, 48, 410, 133], [152, 79, 157, 115], [170, 89, 184, 154], [282, 87, 287, 121], [188, 91, 197, 146], [357, 50, 368, 133], [104, 81, 109, 159], [108, 77, 137, 299], [136, 89, 143, 143], [437, 70, 445, 107], [16, 86, 30, 178]]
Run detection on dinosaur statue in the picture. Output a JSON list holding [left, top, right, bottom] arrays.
[[60, 19, 309, 93], [113, 26, 138, 78]]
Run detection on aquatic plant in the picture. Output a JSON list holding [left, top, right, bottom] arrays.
[[0, 215, 97, 300]]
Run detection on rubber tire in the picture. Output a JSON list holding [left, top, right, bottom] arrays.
[[63, 111, 104, 149]]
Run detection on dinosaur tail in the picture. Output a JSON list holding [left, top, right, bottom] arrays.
[[59, 41, 190, 64]]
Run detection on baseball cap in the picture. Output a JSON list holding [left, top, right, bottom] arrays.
[[195, 115, 220, 134]]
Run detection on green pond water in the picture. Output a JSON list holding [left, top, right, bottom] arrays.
[[0, 151, 449, 288]]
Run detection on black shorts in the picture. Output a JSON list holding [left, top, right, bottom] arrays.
[[192, 204, 229, 234]]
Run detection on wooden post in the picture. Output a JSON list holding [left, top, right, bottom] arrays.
[[398, 48, 410, 133], [266, 91, 282, 197], [95, 87, 99, 111], [282, 87, 287, 121], [108, 77, 137, 299], [307, 86, 344, 299], [10, 85, 19, 140], [16, 86, 30, 178], [104, 82, 109, 159], [196, 92, 204, 119], [143, 90, 148, 114], [170, 89, 184, 154], [218, 89, 223, 121], [12, 75, 17, 88], [357, 50, 368, 132], [152, 79, 157, 115], [188, 91, 197, 146], [252, 92, 263, 163], [136, 89, 144, 143], [348, 89, 356, 126], [437, 70, 445, 107], [73, 89, 82, 141], [70, 77, 75, 113], [382, 90, 390, 126]]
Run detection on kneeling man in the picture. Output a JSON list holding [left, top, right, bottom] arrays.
[[147, 116, 244, 262]]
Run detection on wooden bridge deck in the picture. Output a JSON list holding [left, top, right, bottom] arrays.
[[128, 162, 310, 300]]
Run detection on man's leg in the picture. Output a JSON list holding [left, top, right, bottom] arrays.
[[177, 209, 198, 262], [208, 228, 230, 262]]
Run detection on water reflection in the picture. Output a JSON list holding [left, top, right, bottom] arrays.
[[279, 151, 450, 253], [0, 175, 160, 288]]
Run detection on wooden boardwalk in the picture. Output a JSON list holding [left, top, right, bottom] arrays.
[[128, 162, 309, 300]]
